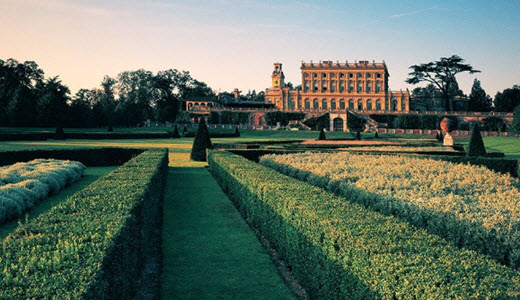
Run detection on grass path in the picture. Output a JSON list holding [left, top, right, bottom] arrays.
[[0, 166, 117, 239], [161, 155, 294, 299]]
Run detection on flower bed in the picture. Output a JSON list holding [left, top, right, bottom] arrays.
[[0, 159, 86, 224], [260, 152, 520, 268]]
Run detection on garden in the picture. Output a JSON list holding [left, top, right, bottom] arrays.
[[0, 126, 519, 299]]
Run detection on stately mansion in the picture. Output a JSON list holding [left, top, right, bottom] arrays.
[[264, 60, 410, 113]]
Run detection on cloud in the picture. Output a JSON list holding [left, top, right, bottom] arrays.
[[389, 6, 438, 19]]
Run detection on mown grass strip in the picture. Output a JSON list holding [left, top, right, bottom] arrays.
[[209, 150, 520, 299], [0, 149, 168, 299]]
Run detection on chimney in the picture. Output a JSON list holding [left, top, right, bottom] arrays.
[[233, 88, 239, 99]]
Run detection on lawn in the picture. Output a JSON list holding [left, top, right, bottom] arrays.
[[0, 166, 117, 239]]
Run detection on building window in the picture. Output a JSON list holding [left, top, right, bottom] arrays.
[[366, 81, 371, 93], [339, 99, 345, 110], [375, 99, 381, 110], [340, 73, 344, 78], [289, 99, 295, 110], [331, 99, 336, 110], [367, 99, 372, 110], [330, 81, 335, 93], [322, 99, 328, 110], [367, 73, 371, 78], [322, 73, 327, 78], [313, 98, 319, 109], [376, 73, 382, 78], [357, 82, 363, 93], [304, 73, 309, 78], [348, 82, 353, 93], [348, 99, 354, 110], [268, 98, 272, 103], [339, 81, 344, 93], [314, 81, 318, 91], [330, 73, 335, 78], [298, 99, 302, 109], [376, 81, 381, 93], [392, 100, 397, 111], [313, 73, 317, 78], [349, 73, 353, 78], [357, 99, 363, 110], [357, 72, 362, 78], [322, 81, 327, 92], [305, 98, 310, 110]]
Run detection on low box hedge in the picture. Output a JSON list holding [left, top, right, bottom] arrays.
[[208, 151, 520, 299], [0, 147, 144, 167], [0, 132, 175, 141], [0, 149, 168, 299]]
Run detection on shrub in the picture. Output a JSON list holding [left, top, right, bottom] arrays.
[[209, 111, 220, 124], [190, 118, 212, 161], [467, 123, 486, 157], [346, 111, 366, 131], [210, 151, 520, 299], [170, 125, 181, 138], [303, 113, 330, 130], [0, 149, 168, 299], [355, 131, 361, 140], [261, 152, 520, 268], [234, 126, 240, 137], [265, 112, 305, 126], [395, 115, 421, 129], [374, 131, 378, 138], [482, 116, 507, 132], [318, 128, 326, 140]]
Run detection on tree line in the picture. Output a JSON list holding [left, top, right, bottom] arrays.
[[0, 58, 215, 129]]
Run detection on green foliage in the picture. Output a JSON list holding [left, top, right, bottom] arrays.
[[467, 123, 487, 157], [395, 115, 421, 129], [420, 115, 440, 130], [482, 116, 507, 132], [318, 128, 326, 140], [469, 79, 492, 112], [0, 149, 168, 299], [303, 113, 330, 130], [355, 131, 361, 140], [369, 114, 397, 128], [210, 151, 520, 299], [374, 131, 379, 138], [234, 126, 240, 137], [512, 105, 520, 135], [346, 111, 366, 131], [170, 125, 181, 138], [209, 111, 220, 124], [220, 111, 250, 125], [494, 85, 520, 112], [265, 112, 305, 126], [190, 118, 212, 161]]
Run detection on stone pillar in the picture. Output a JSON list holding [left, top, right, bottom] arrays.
[[329, 117, 334, 132], [343, 116, 347, 132]]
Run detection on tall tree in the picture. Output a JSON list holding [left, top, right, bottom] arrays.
[[494, 85, 520, 112], [37, 76, 70, 129], [511, 105, 520, 137], [7, 85, 37, 126], [100, 76, 117, 130], [406, 55, 480, 111], [468, 79, 492, 112]]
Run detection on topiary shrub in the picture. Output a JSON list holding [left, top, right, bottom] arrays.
[[375, 131, 379, 138], [356, 131, 361, 141], [183, 125, 188, 135], [55, 127, 66, 140], [467, 123, 486, 157], [318, 128, 326, 140], [107, 126, 114, 132], [170, 125, 180, 138], [190, 118, 212, 161], [234, 126, 240, 137]]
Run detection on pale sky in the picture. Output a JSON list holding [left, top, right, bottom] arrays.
[[1, 0, 519, 97]]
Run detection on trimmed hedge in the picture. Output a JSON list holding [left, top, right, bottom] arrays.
[[0, 147, 143, 167], [0, 149, 168, 299], [208, 151, 520, 299]]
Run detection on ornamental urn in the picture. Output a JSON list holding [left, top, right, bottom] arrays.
[[440, 117, 456, 134]]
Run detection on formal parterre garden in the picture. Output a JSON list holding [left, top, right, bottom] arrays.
[[0, 128, 520, 299]]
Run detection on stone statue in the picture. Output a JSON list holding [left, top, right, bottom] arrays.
[[440, 117, 456, 146]]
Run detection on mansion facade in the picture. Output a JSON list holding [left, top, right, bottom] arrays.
[[264, 60, 410, 113]]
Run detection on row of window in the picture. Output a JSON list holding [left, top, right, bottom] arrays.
[[285, 98, 402, 111], [305, 72, 383, 79], [304, 80, 382, 93]]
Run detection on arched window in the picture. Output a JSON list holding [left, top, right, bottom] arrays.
[[304, 98, 310, 110], [357, 99, 363, 110], [366, 81, 371, 93], [297, 99, 302, 109], [375, 99, 381, 111], [392, 100, 398, 111], [331, 99, 337, 110], [367, 99, 372, 110], [357, 81, 363, 93], [322, 99, 328, 110], [313, 98, 319, 110], [339, 99, 346, 110], [348, 99, 354, 110]]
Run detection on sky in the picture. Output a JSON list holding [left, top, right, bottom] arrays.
[[1, 0, 519, 97]]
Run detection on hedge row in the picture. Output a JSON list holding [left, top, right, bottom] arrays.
[[0, 149, 168, 299], [208, 151, 520, 299], [0, 147, 143, 167], [0, 132, 175, 141], [183, 131, 239, 138]]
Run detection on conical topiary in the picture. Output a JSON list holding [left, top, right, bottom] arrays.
[[171, 125, 180, 138], [183, 125, 188, 135], [190, 118, 212, 161], [355, 131, 361, 140], [234, 126, 241, 137], [467, 123, 486, 157], [318, 128, 326, 140], [375, 131, 379, 138]]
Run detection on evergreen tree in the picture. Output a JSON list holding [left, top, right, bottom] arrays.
[[234, 126, 240, 137], [190, 118, 212, 161], [318, 128, 326, 140], [374, 131, 379, 138], [171, 125, 180, 138], [183, 125, 188, 135], [355, 131, 361, 140], [467, 123, 486, 157], [468, 79, 492, 112], [511, 105, 520, 137]]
